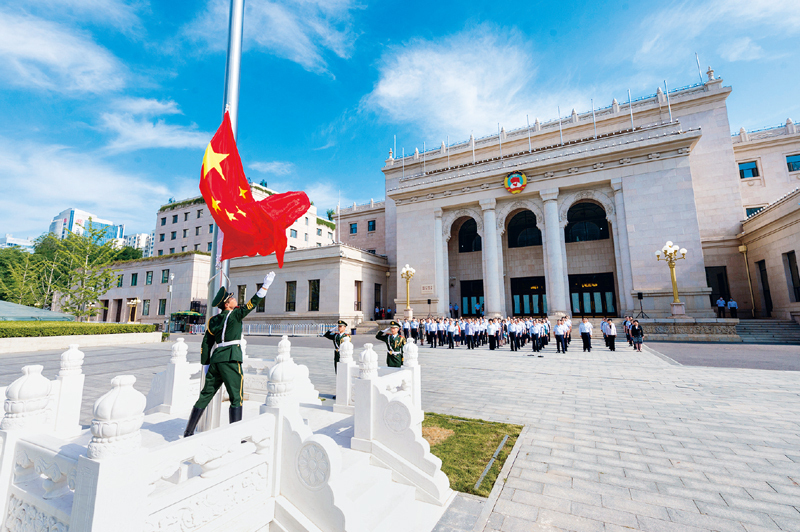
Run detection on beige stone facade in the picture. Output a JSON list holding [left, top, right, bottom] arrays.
[[153, 184, 335, 257], [740, 188, 800, 322], [336, 200, 387, 256]]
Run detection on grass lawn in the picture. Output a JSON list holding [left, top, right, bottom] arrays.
[[422, 412, 523, 497]]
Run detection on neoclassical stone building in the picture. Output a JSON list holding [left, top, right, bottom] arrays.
[[375, 70, 800, 320]]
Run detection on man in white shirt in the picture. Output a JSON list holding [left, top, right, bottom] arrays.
[[554, 319, 566, 353], [564, 316, 572, 346], [447, 319, 456, 349], [579, 317, 593, 352], [606, 319, 617, 352]]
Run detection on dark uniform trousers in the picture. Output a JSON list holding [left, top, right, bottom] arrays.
[[489, 334, 496, 350], [509, 332, 517, 351], [581, 332, 592, 352], [608, 335, 616, 351], [195, 362, 243, 408], [555, 334, 564, 352], [447, 332, 454, 349]]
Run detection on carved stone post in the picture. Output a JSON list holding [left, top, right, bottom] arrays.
[[402, 340, 422, 410], [54, 344, 85, 436], [263, 336, 296, 410], [1, 365, 51, 431], [88, 375, 146, 459], [334, 339, 356, 413]]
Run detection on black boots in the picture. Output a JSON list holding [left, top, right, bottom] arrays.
[[183, 407, 205, 438], [229, 406, 243, 424]]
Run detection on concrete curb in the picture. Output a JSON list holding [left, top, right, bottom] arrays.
[[471, 425, 529, 532]]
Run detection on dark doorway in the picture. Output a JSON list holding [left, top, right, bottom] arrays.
[[705, 266, 730, 307], [756, 260, 772, 316], [128, 303, 136, 322], [510, 277, 547, 316], [460, 280, 484, 316], [374, 283, 382, 311], [569, 273, 617, 317], [114, 299, 123, 322], [101, 300, 109, 322]]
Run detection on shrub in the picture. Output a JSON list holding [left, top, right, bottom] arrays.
[[0, 321, 157, 338]]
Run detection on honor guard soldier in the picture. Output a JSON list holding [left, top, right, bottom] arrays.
[[183, 272, 275, 438], [323, 320, 350, 373], [376, 320, 406, 367]]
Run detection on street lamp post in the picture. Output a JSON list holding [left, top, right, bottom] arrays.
[[400, 264, 416, 320], [167, 273, 175, 335], [656, 241, 687, 317]]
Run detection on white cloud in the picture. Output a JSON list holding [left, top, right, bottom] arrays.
[[718, 37, 764, 62], [364, 24, 589, 139], [182, 0, 359, 75], [0, 10, 126, 93], [100, 112, 210, 153], [0, 139, 173, 236], [5, 0, 144, 34], [248, 161, 294, 175], [114, 97, 182, 116], [633, 0, 800, 66]]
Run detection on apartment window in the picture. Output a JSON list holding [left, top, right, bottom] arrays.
[[182, 229, 187, 238], [304, 233, 308, 242], [367, 249, 376, 254], [290, 229, 298, 238], [254, 285, 265, 312], [746, 207, 763, 217], [787, 154, 800, 172], [354, 280, 362, 311], [285, 281, 296, 312], [145, 271, 153, 285], [289, 246, 297, 250], [305, 217, 309, 225], [785, 251, 800, 302], [195, 226, 201, 236], [160, 217, 166, 226], [172, 215, 178, 223], [194, 244, 200, 251], [116, 274, 123, 288], [131, 273, 138, 286], [328, 232, 333, 239], [161, 269, 169, 283], [181, 246, 186, 252], [207, 242, 212, 251], [169, 248, 175, 254], [142, 299, 150, 316], [237, 285, 247, 306], [184, 212, 189, 221], [209, 224, 214, 233], [197, 209, 203, 218], [157, 299, 167, 316], [159, 233, 165, 242], [368, 220, 376, 232], [738, 161, 759, 179], [158, 250, 163, 256], [317, 228, 322, 236], [168, 231, 175, 240], [350, 223, 357, 234], [308, 279, 320, 311]]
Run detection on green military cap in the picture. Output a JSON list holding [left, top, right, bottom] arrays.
[[211, 286, 235, 309], [389, 320, 401, 328], [338, 320, 348, 327]]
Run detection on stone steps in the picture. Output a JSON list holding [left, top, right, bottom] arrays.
[[736, 320, 800, 345]]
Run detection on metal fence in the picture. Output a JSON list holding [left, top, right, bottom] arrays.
[[189, 323, 337, 336]]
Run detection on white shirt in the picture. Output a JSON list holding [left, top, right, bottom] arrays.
[[578, 322, 593, 334], [607, 323, 617, 335]]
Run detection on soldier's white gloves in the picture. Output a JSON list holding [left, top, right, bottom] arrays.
[[262, 272, 276, 290]]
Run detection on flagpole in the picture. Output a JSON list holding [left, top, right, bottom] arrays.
[[207, 0, 245, 325]]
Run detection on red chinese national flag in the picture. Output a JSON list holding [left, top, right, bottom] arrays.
[[199, 112, 310, 267]]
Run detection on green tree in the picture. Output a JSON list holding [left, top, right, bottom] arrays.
[[326, 208, 336, 221], [114, 246, 143, 261], [57, 226, 120, 321], [0, 250, 42, 306]]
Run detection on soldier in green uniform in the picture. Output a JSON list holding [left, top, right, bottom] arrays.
[[375, 320, 406, 368], [322, 320, 350, 374], [183, 272, 276, 438]]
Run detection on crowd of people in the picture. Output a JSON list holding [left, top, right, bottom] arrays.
[[394, 315, 647, 355]]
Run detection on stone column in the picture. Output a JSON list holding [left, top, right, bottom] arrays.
[[433, 208, 448, 316], [495, 224, 507, 316], [611, 179, 635, 313], [541, 189, 567, 314], [480, 199, 502, 317]]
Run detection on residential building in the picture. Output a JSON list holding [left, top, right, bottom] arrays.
[[0, 234, 35, 252], [337, 200, 386, 256], [48, 208, 125, 245], [124, 233, 152, 255]]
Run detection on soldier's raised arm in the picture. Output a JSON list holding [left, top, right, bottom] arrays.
[[234, 271, 275, 320]]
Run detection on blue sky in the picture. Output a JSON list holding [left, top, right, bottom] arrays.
[[1, 0, 798, 238]]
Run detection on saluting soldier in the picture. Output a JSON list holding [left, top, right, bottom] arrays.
[[184, 272, 275, 437], [323, 320, 350, 374], [375, 320, 406, 367]]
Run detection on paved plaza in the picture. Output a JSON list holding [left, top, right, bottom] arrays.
[[1, 335, 799, 531]]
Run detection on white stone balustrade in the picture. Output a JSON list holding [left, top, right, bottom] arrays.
[[359, 343, 379, 380], [88, 375, 146, 459], [146, 338, 202, 415], [334, 338, 358, 414], [263, 336, 296, 409], [54, 344, 85, 437], [2, 365, 51, 431], [402, 339, 422, 410]]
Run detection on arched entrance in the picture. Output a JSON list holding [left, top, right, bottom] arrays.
[[563, 201, 618, 317], [448, 216, 485, 316], [502, 209, 547, 316]]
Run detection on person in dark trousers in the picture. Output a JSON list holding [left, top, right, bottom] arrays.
[[578, 317, 593, 352], [375, 321, 406, 367], [184, 272, 275, 438], [323, 320, 350, 374], [716, 296, 726, 318], [631, 320, 644, 352], [727, 298, 738, 318], [606, 319, 617, 351]]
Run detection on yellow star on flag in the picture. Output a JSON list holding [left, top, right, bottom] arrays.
[[203, 143, 229, 180], [225, 210, 237, 221], [237, 207, 246, 217], [239, 187, 249, 199], [211, 198, 221, 212]]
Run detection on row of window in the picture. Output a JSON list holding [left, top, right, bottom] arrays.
[[738, 154, 800, 179], [230, 280, 321, 312], [159, 225, 214, 242], [137, 298, 166, 316], [161, 210, 204, 226], [116, 269, 171, 288], [458, 203, 609, 253], [156, 242, 213, 256], [349, 220, 377, 235]]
